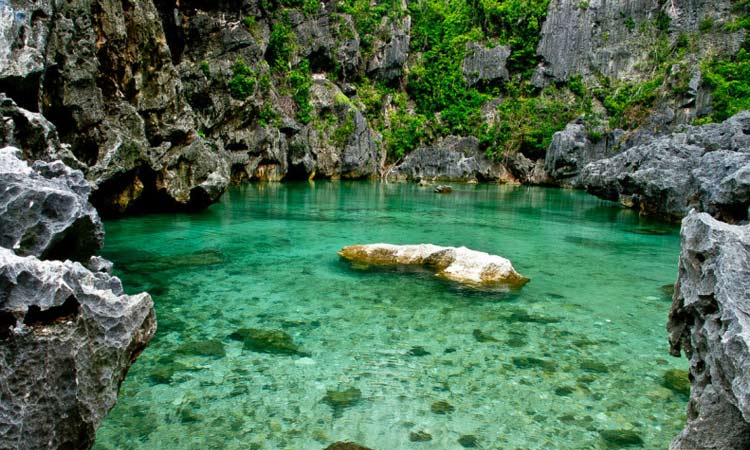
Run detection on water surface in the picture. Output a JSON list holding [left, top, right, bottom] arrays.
[[95, 182, 687, 449]]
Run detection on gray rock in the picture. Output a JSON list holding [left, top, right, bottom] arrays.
[[293, 13, 360, 76], [0, 93, 80, 167], [545, 121, 623, 187], [0, 247, 156, 450], [534, 0, 743, 84], [388, 136, 513, 182], [667, 211, 750, 449], [581, 112, 750, 222], [24, 0, 230, 217], [0, 147, 103, 262], [462, 43, 510, 87], [0, 0, 54, 110], [367, 15, 411, 81]]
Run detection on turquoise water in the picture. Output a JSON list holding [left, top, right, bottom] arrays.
[[94, 182, 687, 450]]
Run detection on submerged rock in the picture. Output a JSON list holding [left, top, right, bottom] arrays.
[[667, 211, 750, 449], [323, 387, 362, 417], [434, 185, 452, 194], [323, 442, 373, 450], [662, 369, 691, 397], [599, 429, 644, 448], [409, 431, 433, 442], [229, 328, 306, 356], [0, 147, 103, 262], [430, 400, 455, 414], [338, 243, 529, 288], [0, 248, 156, 450]]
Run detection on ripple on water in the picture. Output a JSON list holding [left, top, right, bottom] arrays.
[[94, 182, 687, 450]]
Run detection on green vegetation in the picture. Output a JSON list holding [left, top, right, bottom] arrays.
[[267, 20, 295, 70], [228, 59, 256, 100], [289, 60, 313, 124], [332, 111, 356, 147], [199, 60, 210, 77], [698, 49, 750, 123]]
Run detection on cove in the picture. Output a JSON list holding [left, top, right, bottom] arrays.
[[93, 182, 687, 449]]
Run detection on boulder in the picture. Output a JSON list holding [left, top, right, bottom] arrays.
[[388, 136, 514, 183], [581, 112, 750, 222], [0, 247, 156, 450], [0, 147, 103, 262], [462, 43, 510, 87], [667, 211, 750, 449], [338, 243, 529, 288]]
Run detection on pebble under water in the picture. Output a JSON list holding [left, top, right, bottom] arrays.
[[94, 182, 688, 450]]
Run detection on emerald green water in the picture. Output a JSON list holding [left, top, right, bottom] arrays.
[[94, 182, 687, 450]]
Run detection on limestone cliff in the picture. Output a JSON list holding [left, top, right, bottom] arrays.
[[667, 212, 750, 449]]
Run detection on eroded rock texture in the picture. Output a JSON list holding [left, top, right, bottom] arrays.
[[0, 247, 156, 450], [667, 211, 750, 450], [339, 243, 529, 288], [581, 112, 750, 222], [387, 136, 514, 183], [535, 0, 743, 84], [0, 146, 103, 262]]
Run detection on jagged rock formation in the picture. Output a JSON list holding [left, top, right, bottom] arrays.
[[462, 43, 510, 87], [580, 112, 750, 222], [667, 211, 750, 450], [0, 248, 156, 450], [367, 15, 411, 81], [338, 243, 529, 288], [0, 146, 103, 262], [0, 124, 155, 449], [544, 120, 623, 187], [534, 0, 743, 84], [387, 136, 514, 182]]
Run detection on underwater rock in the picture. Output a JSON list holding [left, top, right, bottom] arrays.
[[512, 357, 556, 373], [409, 431, 433, 442], [338, 244, 529, 288], [0, 147, 103, 262], [323, 442, 373, 450], [599, 429, 644, 448], [667, 211, 750, 449], [434, 185, 452, 194], [176, 339, 226, 359], [407, 346, 431, 357], [662, 369, 691, 397], [472, 329, 499, 342], [0, 247, 155, 450], [430, 400, 455, 414], [457, 434, 480, 448], [323, 387, 362, 417], [229, 328, 306, 356]]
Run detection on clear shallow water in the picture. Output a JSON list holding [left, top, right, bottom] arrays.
[[94, 182, 687, 450]]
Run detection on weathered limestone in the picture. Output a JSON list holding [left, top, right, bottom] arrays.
[[0, 248, 156, 450], [581, 112, 750, 222], [387, 136, 514, 183], [462, 43, 510, 87], [0, 146, 103, 262], [338, 243, 529, 288], [667, 211, 750, 450]]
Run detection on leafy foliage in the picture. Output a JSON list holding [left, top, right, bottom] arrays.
[[289, 60, 313, 124], [229, 59, 256, 99], [698, 49, 750, 123], [267, 21, 295, 71]]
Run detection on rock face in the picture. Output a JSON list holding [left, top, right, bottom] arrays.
[[667, 211, 750, 450], [534, 0, 743, 84], [0, 147, 103, 262], [0, 139, 155, 447], [0, 248, 156, 450], [338, 243, 529, 288], [581, 112, 750, 222], [367, 15, 411, 81], [387, 136, 514, 183], [545, 121, 623, 187], [462, 43, 510, 87]]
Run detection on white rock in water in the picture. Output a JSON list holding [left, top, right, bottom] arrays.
[[338, 243, 528, 288]]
